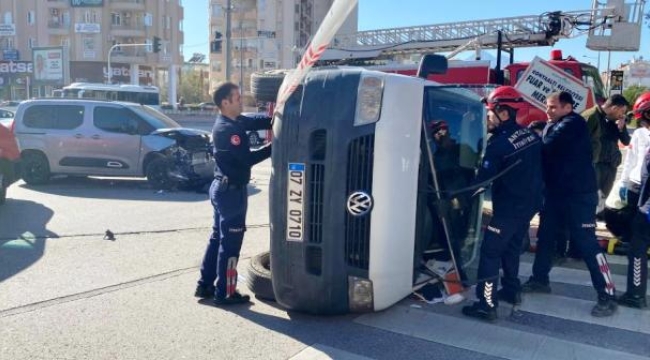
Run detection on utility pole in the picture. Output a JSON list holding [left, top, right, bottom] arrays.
[[239, 17, 244, 91], [224, 0, 232, 82]]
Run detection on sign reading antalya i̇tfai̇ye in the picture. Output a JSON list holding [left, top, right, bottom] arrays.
[[515, 56, 595, 113]]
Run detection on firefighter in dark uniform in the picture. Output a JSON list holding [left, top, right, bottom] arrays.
[[617, 118, 650, 309], [195, 82, 272, 305], [462, 86, 543, 321], [522, 91, 618, 317]]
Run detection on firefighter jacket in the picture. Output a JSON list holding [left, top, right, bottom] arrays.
[[542, 111, 598, 196], [583, 105, 630, 165], [476, 120, 543, 218], [212, 113, 272, 185]]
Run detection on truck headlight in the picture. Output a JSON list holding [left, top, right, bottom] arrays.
[[354, 75, 383, 126], [348, 276, 374, 312]]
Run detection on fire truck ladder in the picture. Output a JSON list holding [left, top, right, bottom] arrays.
[[320, 0, 645, 62]]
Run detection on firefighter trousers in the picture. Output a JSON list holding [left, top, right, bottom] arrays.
[[626, 212, 650, 297], [532, 193, 616, 299], [199, 179, 248, 299], [476, 214, 531, 307]]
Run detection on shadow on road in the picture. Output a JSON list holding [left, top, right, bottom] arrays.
[[0, 199, 57, 282], [19, 176, 262, 200]]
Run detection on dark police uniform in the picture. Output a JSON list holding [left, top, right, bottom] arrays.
[[620, 147, 650, 307], [198, 113, 271, 300], [473, 120, 542, 309], [530, 111, 616, 300]]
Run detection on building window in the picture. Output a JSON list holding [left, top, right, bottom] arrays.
[[212, 5, 222, 17], [28, 38, 36, 48], [165, 16, 171, 29], [144, 13, 152, 27], [61, 38, 70, 48], [3, 12, 12, 24], [111, 12, 122, 26], [27, 11, 35, 25]]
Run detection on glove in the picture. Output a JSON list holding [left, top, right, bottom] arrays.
[[619, 186, 628, 203]]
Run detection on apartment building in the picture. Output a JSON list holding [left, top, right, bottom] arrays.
[[0, 0, 184, 101], [208, 0, 358, 106]]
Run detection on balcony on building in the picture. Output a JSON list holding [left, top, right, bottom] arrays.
[[110, 20, 146, 37], [109, 0, 146, 10], [48, 20, 71, 35]]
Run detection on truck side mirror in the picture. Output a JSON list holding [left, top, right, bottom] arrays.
[[417, 54, 448, 78]]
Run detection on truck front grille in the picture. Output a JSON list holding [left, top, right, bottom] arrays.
[[345, 134, 375, 270]]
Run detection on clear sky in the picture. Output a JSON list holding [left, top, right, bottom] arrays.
[[182, 0, 650, 71]]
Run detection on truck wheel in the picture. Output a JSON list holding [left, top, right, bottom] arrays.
[[146, 157, 175, 190], [250, 70, 288, 103], [245, 251, 275, 301], [21, 152, 50, 185]]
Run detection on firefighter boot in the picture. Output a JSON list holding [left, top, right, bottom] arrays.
[[617, 256, 648, 309], [521, 277, 551, 293], [462, 301, 497, 322], [497, 288, 522, 305], [591, 296, 618, 317]]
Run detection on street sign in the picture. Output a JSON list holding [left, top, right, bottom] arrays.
[[515, 56, 594, 113]]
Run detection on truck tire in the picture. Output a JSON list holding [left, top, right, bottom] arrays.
[[250, 70, 288, 103], [21, 152, 50, 185], [245, 251, 275, 301]]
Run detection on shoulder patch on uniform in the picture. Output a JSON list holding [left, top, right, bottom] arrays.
[[230, 135, 241, 146]]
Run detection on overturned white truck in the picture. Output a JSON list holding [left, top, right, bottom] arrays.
[[248, 56, 491, 315]]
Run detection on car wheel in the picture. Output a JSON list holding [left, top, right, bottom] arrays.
[[146, 157, 176, 190], [22, 152, 50, 185], [250, 70, 289, 103], [245, 251, 275, 301], [248, 132, 260, 146]]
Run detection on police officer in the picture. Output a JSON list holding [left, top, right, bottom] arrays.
[[522, 91, 617, 317], [195, 82, 272, 305], [462, 86, 543, 321]]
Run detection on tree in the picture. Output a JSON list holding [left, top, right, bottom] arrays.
[[623, 85, 649, 105], [178, 67, 211, 105]]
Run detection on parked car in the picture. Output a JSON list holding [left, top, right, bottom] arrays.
[[241, 112, 271, 146], [13, 99, 214, 190], [197, 102, 217, 111], [0, 120, 20, 204], [0, 108, 14, 129]]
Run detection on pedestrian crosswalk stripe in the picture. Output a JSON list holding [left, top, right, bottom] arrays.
[[518, 262, 650, 293], [289, 344, 374, 360], [355, 305, 649, 360], [518, 293, 650, 334]]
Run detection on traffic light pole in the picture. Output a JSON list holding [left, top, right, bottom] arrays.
[[106, 42, 156, 84]]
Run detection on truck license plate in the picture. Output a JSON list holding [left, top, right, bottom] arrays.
[[287, 163, 305, 241]]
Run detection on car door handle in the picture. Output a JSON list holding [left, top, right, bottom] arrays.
[[91, 135, 101, 140], [74, 134, 83, 139]]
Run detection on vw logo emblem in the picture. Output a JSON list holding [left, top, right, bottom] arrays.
[[347, 191, 373, 217]]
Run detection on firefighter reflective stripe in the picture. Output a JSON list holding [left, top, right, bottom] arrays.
[[596, 253, 615, 296], [484, 282, 495, 308], [226, 257, 238, 296], [633, 257, 642, 287]]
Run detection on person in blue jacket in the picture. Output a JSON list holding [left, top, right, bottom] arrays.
[[522, 91, 617, 317], [195, 82, 272, 306], [617, 139, 650, 308], [462, 86, 543, 321]]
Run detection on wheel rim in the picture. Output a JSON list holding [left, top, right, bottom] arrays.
[[148, 160, 173, 189]]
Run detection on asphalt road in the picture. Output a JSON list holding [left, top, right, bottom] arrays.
[[0, 117, 648, 360]]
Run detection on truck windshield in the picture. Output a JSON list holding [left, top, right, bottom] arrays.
[[422, 86, 487, 276], [581, 65, 606, 102]]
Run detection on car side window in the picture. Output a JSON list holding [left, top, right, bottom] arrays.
[[93, 106, 154, 135], [93, 106, 140, 134], [23, 105, 84, 129]]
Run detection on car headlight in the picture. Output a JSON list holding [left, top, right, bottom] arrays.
[[354, 75, 384, 126]]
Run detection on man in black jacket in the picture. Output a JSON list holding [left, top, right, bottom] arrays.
[[522, 91, 617, 317]]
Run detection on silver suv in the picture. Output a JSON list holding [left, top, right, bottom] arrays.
[[13, 99, 214, 189]]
